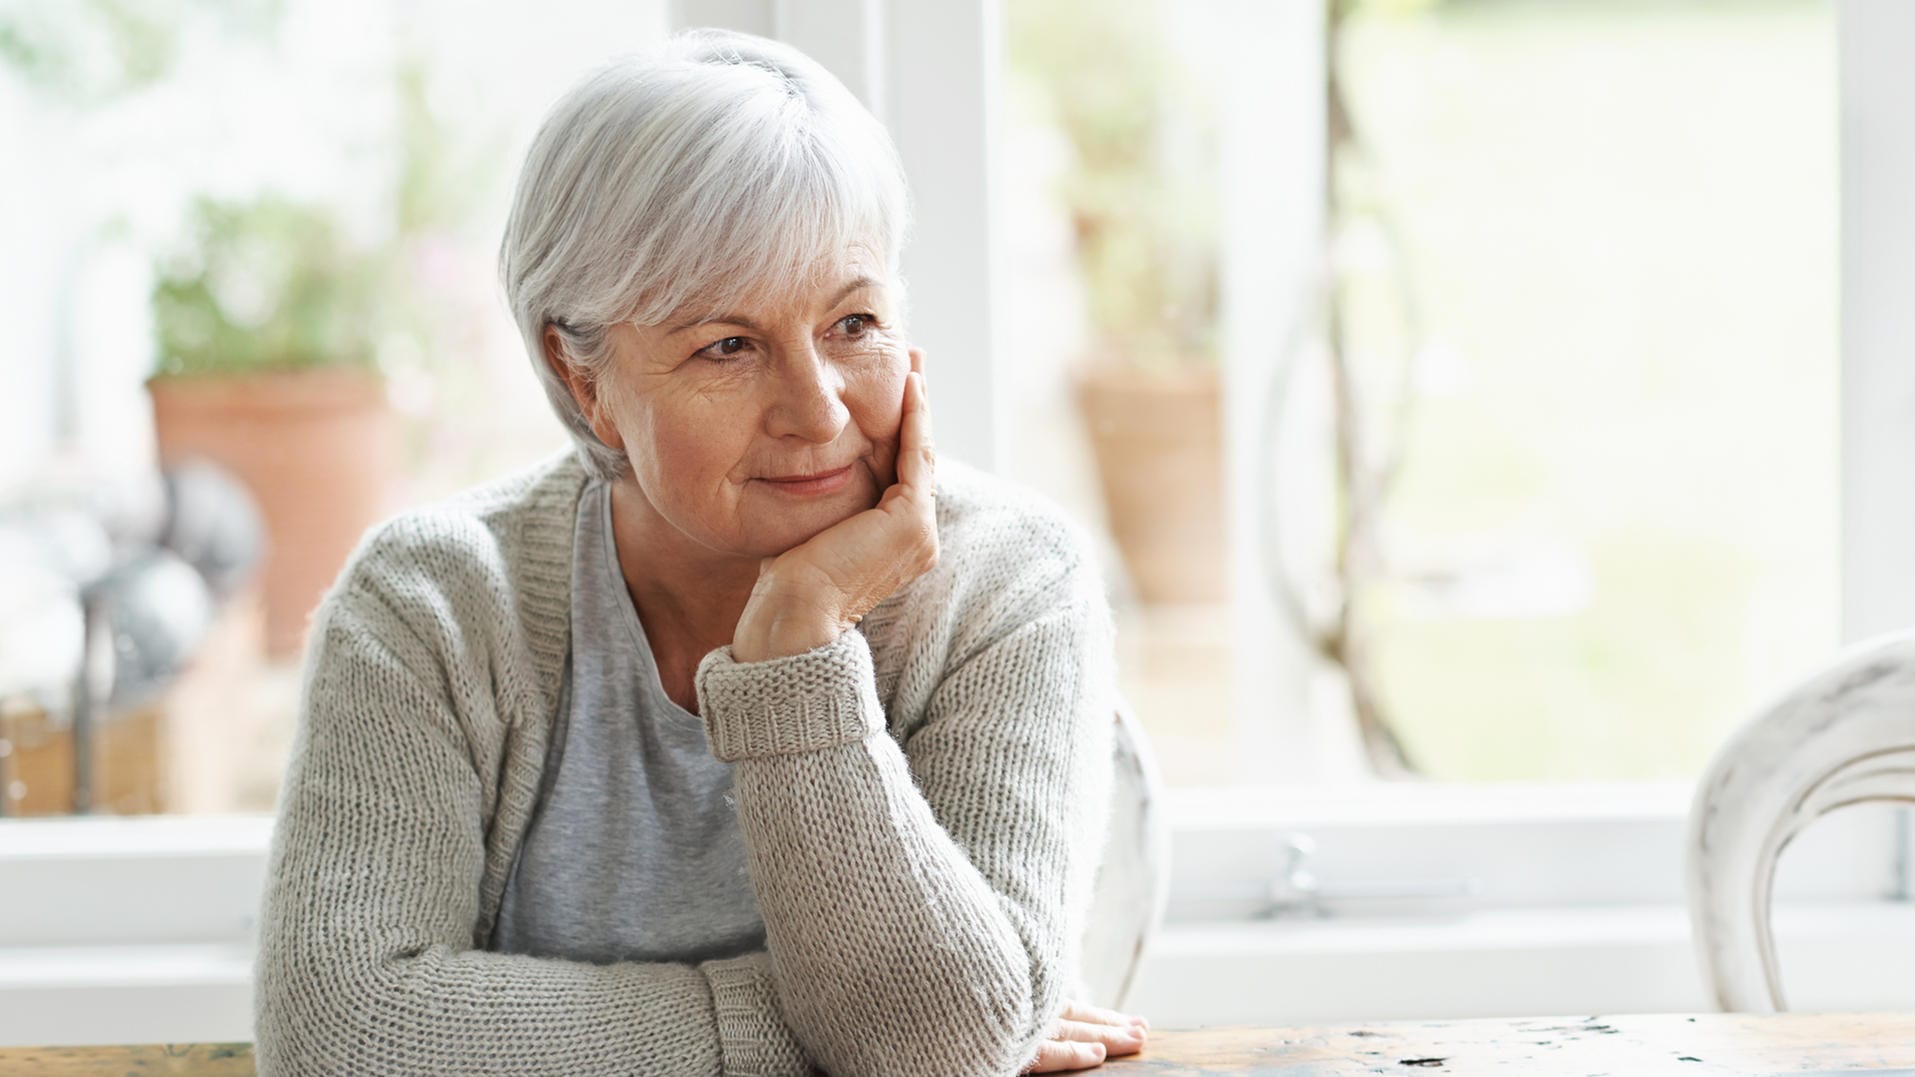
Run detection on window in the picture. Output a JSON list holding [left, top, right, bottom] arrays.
[[1002, 0, 1843, 787], [1337, 0, 1838, 783]]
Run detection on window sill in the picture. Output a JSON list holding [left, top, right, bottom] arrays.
[[0, 942, 253, 1046], [7, 902, 1913, 1047], [1132, 901, 1915, 1026]]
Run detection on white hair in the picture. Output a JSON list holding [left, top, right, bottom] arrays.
[[499, 28, 913, 480]]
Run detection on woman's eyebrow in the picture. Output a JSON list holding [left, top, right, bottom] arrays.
[[825, 275, 876, 308], [668, 277, 878, 334], [671, 313, 764, 334]]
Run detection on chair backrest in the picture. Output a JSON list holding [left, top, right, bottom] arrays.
[[1076, 699, 1172, 1009], [1687, 629, 1915, 1012]]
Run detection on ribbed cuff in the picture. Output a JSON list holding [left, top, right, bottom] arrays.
[[695, 630, 883, 762], [701, 952, 812, 1077]]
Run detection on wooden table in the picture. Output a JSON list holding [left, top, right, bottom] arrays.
[[3, 1013, 1911, 1074], [1109, 1013, 1915, 1075]]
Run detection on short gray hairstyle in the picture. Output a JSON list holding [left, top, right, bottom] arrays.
[[499, 28, 913, 480]]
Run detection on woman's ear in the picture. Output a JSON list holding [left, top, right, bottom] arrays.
[[543, 324, 626, 452]]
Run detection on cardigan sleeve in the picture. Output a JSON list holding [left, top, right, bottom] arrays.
[[252, 591, 813, 1077], [694, 557, 1116, 1077]]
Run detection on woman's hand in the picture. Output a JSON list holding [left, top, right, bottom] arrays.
[[730, 348, 938, 663], [1021, 1000, 1151, 1073]]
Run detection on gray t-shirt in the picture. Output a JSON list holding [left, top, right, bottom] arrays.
[[491, 478, 766, 965]]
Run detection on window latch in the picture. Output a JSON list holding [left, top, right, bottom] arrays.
[[1258, 833, 1482, 920]]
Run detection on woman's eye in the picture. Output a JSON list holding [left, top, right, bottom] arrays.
[[697, 336, 750, 361], [837, 313, 874, 337]]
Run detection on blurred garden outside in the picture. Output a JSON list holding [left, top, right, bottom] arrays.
[[1010, 0, 1837, 785]]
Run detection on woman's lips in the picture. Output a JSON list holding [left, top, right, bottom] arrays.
[[758, 465, 854, 496]]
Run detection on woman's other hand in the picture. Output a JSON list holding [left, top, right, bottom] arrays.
[[1021, 1000, 1150, 1073], [731, 347, 938, 662]]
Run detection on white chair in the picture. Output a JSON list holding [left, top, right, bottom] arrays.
[[1686, 628, 1915, 1012], [1078, 701, 1172, 1009]]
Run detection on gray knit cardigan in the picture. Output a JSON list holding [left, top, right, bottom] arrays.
[[252, 449, 1116, 1076]]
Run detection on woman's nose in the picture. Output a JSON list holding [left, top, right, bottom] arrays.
[[765, 346, 851, 444]]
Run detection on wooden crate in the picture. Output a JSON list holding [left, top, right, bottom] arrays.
[[0, 697, 167, 816], [0, 583, 270, 818]]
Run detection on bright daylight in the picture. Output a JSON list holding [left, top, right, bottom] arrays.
[[2, 0, 1912, 1073]]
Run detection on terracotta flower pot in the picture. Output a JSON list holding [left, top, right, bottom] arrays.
[[148, 367, 395, 658], [1076, 363, 1227, 604]]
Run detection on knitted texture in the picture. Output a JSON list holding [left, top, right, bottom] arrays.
[[252, 449, 1115, 1077], [696, 635, 883, 761]]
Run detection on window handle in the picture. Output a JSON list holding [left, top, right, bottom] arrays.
[[1258, 834, 1481, 919]]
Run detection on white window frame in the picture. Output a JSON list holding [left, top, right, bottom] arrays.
[[4, 0, 1914, 1045]]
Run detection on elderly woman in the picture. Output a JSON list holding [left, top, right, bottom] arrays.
[[252, 27, 1151, 1077]]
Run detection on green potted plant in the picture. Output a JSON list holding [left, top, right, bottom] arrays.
[[1010, 0, 1226, 604], [147, 194, 397, 657]]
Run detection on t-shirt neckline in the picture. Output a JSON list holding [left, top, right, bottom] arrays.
[[588, 478, 705, 729]]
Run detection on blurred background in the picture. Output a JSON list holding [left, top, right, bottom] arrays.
[[11, 0, 1909, 1044], [0, 0, 1838, 816]]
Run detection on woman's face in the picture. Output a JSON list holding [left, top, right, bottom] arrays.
[[582, 251, 911, 562]]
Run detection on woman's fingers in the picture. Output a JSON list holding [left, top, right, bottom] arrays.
[[1048, 999, 1149, 1061], [1021, 1039, 1106, 1074], [897, 367, 935, 496], [1060, 1000, 1149, 1032], [1052, 1019, 1141, 1044], [739, 347, 937, 653], [1051, 1019, 1145, 1058]]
